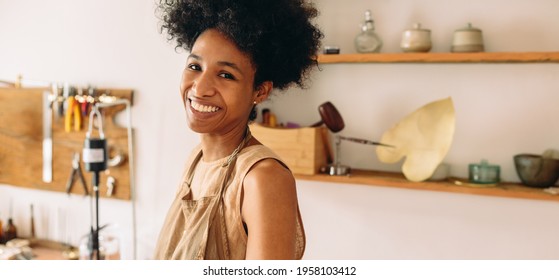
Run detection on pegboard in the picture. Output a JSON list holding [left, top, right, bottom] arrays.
[[0, 87, 133, 200]]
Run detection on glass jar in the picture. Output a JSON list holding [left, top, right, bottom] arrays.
[[468, 159, 500, 184], [354, 10, 382, 53]]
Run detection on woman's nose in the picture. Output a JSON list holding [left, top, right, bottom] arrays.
[[190, 72, 216, 97]]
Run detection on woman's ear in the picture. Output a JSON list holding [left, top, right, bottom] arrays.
[[254, 81, 273, 104]]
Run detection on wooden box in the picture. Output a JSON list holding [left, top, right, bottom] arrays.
[[249, 124, 330, 175]]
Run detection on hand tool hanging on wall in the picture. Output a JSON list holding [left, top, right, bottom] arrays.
[[106, 173, 116, 197], [43, 90, 53, 183], [65, 152, 89, 196], [74, 86, 93, 118], [64, 94, 82, 132], [82, 85, 97, 117], [51, 83, 65, 119], [82, 106, 107, 260]]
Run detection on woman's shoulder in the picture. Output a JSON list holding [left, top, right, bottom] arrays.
[[239, 144, 279, 158], [238, 144, 289, 170], [237, 145, 293, 183]]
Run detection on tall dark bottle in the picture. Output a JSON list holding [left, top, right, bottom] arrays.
[[0, 217, 4, 244], [4, 218, 17, 242]]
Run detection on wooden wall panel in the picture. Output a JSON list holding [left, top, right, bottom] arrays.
[[0, 88, 133, 200]]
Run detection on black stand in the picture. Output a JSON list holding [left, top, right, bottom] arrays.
[[83, 106, 107, 260], [88, 171, 101, 260]]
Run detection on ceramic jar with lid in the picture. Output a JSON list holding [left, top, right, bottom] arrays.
[[400, 23, 432, 53], [451, 23, 484, 52]]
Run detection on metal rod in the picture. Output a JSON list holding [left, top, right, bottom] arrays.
[[95, 99, 137, 259], [42, 90, 53, 182], [335, 135, 341, 166], [93, 171, 100, 260], [339, 136, 395, 148]]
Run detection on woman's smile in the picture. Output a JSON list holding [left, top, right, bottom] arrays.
[[189, 98, 221, 113]]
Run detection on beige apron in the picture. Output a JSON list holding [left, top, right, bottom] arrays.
[[154, 143, 306, 260]]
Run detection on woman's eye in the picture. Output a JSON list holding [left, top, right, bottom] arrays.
[[219, 72, 236, 80], [187, 63, 201, 71]]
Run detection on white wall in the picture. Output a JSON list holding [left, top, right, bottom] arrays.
[[1, 0, 558, 259], [0, 0, 189, 259]]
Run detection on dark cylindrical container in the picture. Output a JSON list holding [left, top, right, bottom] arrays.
[[83, 138, 107, 172]]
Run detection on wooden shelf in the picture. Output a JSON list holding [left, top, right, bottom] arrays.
[[294, 169, 559, 203], [310, 51, 559, 201], [317, 52, 559, 64]]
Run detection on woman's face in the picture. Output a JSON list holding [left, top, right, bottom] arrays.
[[180, 29, 260, 136]]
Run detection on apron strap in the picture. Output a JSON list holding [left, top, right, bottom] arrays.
[[193, 127, 252, 259]]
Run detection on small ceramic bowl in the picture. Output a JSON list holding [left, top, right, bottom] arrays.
[[514, 154, 559, 188]]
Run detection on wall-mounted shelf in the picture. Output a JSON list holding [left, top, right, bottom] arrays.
[[317, 52, 559, 64], [295, 169, 559, 203], [308, 51, 559, 203]]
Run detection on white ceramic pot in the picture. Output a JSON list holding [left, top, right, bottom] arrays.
[[451, 23, 484, 52], [400, 23, 432, 53]]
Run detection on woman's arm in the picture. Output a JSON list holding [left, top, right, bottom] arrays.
[[242, 158, 299, 260]]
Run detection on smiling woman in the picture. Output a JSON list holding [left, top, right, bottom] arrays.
[[153, 0, 323, 260]]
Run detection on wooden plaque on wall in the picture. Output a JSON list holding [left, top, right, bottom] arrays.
[[0, 87, 133, 200]]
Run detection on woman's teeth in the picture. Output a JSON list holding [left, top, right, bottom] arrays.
[[191, 100, 220, 113]]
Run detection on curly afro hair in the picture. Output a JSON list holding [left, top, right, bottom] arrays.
[[157, 0, 323, 91]]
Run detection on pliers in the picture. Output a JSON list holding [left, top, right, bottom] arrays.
[[64, 95, 82, 132], [66, 152, 89, 196]]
